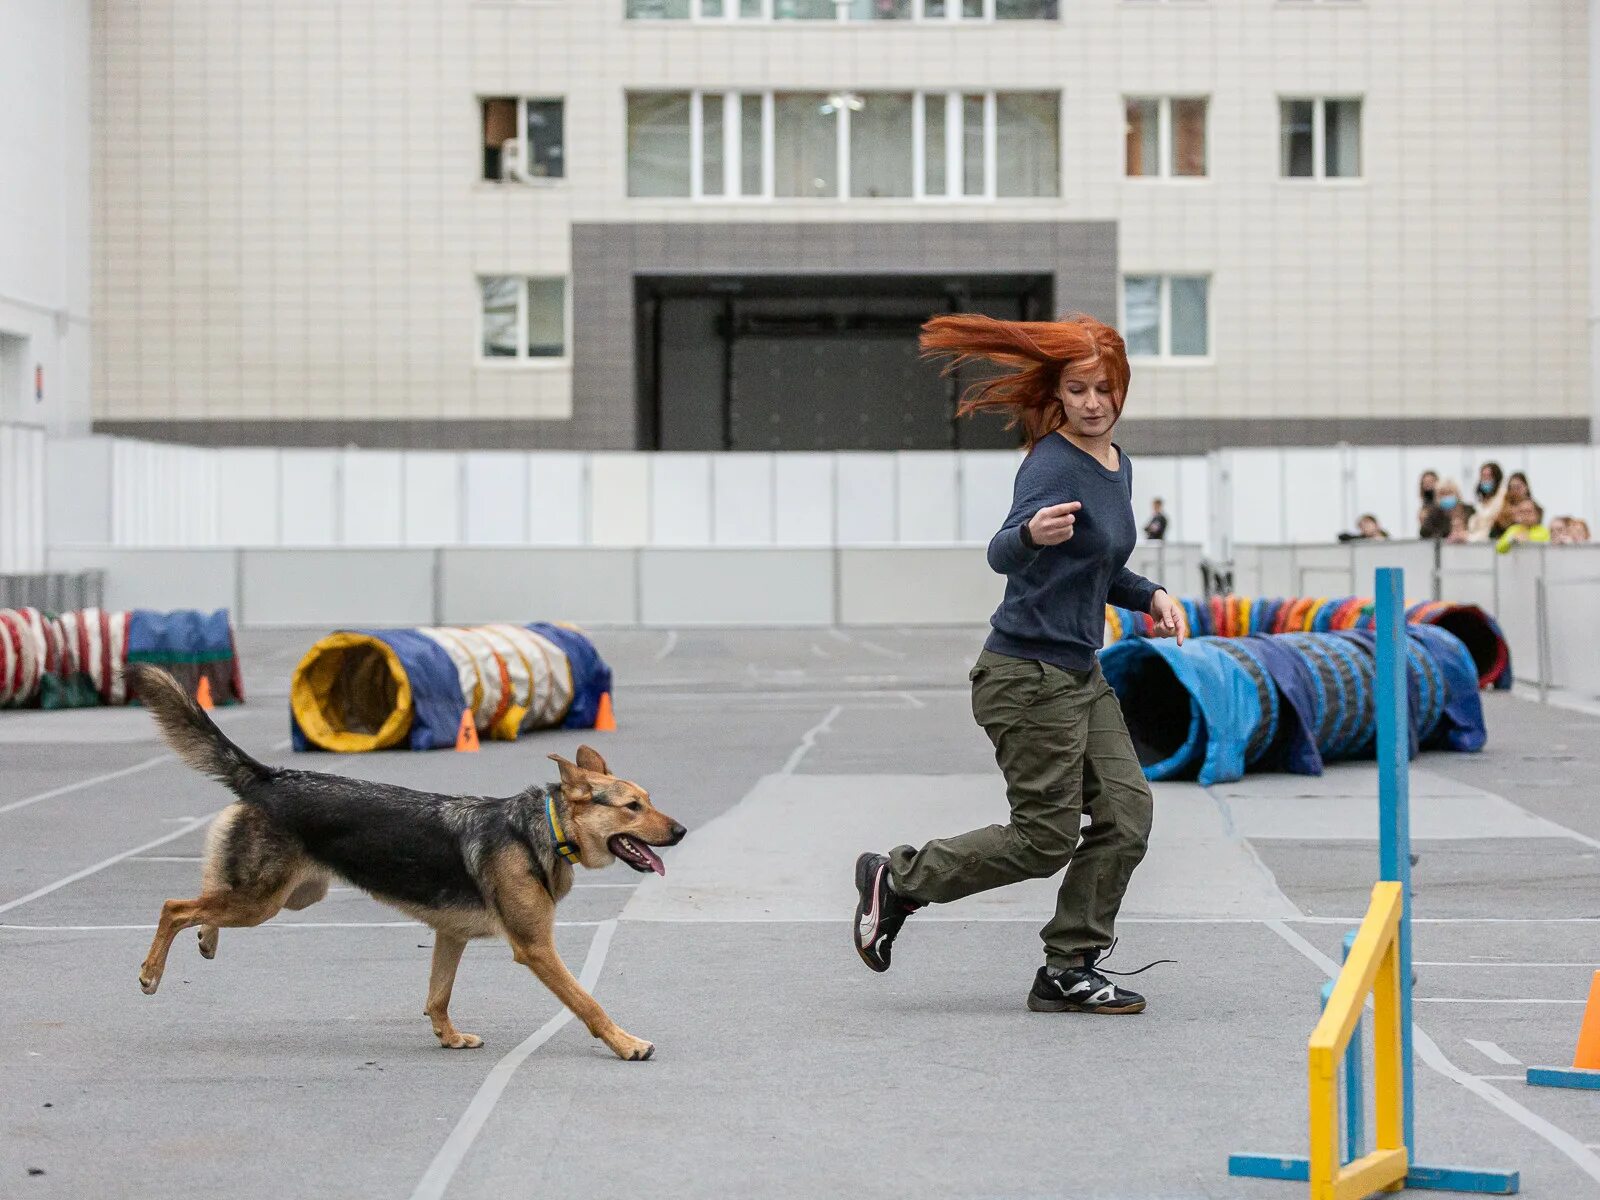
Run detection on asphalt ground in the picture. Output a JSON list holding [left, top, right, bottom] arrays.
[[2, 627, 1598, 1199]]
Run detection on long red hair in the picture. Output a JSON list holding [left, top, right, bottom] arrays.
[[919, 313, 1131, 449]]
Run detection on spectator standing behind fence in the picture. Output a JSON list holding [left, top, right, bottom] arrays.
[[1418, 472, 1456, 539], [1144, 498, 1168, 541], [1417, 471, 1440, 536], [1495, 497, 1550, 552], [1491, 472, 1534, 538], [1557, 518, 1592, 544], [1466, 461, 1507, 541]]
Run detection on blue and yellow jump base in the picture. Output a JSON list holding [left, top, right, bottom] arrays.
[[1229, 1155, 1519, 1194], [1525, 1066, 1600, 1090]]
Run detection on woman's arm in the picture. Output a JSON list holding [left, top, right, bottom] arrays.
[[986, 452, 1057, 574], [1108, 567, 1161, 613]]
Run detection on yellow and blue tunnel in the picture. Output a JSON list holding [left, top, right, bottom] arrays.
[[289, 622, 612, 752]]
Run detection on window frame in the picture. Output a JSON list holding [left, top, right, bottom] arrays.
[[476, 275, 571, 366], [479, 95, 567, 185], [1121, 273, 1212, 362], [1123, 94, 1209, 181], [630, 88, 1058, 202], [626, 0, 1059, 23], [1278, 94, 1363, 182]]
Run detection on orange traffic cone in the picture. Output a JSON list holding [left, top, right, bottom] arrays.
[[593, 692, 616, 733], [196, 676, 214, 710], [455, 708, 480, 752], [1573, 971, 1600, 1070]]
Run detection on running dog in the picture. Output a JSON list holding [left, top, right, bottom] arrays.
[[128, 664, 684, 1060]]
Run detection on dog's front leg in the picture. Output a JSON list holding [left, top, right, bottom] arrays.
[[509, 936, 654, 1061]]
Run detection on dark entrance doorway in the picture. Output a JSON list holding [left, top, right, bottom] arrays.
[[636, 273, 1052, 451]]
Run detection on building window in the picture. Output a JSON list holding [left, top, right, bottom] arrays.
[[479, 277, 567, 361], [629, 90, 1058, 199], [1122, 275, 1209, 359], [1280, 97, 1361, 179], [626, 0, 1057, 20], [1124, 96, 1207, 178], [481, 97, 565, 182]]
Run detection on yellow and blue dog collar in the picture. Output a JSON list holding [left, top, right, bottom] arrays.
[[547, 793, 582, 866]]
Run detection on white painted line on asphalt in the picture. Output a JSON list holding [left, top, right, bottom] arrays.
[[409, 919, 618, 1200], [1420, 961, 1599, 968], [1466, 1040, 1523, 1066], [128, 855, 205, 863], [0, 813, 219, 917], [1266, 919, 1600, 1188], [778, 704, 842, 775], [1474, 1075, 1525, 1082], [1417, 998, 1585, 1005], [899, 691, 927, 709], [0, 754, 172, 816], [653, 630, 678, 662], [0, 920, 606, 933], [571, 883, 638, 889]]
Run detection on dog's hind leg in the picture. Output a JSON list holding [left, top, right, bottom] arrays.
[[197, 924, 219, 959], [139, 885, 291, 995], [424, 933, 482, 1049]]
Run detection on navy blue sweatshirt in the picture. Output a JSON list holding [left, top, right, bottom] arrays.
[[984, 434, 1162, 672]]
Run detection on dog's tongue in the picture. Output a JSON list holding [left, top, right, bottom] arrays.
[[640, 844, 665, 876]]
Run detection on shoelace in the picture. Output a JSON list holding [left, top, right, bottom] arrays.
[[1092, 936, 1176, 979]]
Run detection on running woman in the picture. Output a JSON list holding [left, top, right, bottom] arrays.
[[852, 312, 1184, 1014]]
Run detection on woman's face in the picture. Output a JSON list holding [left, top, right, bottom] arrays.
[[1358, 516, 1379, 536], [1506, 476, 1530, 502], [1420, 472, 1438, 498], [1057, 361, 1120, 438]]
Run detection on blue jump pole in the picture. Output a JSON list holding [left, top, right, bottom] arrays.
[[1374, 567, 1416, 1150]]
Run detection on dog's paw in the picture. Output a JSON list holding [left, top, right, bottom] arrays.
[[438, 1032, 483, 1050], [197, 929, 217, 959], [138, 973, 159, 995], [611, 1035, 655, 1062]]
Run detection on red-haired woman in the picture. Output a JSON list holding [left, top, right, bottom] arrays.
[[852, 313, 1184, 1014]]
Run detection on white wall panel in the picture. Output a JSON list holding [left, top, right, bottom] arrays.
[[440, 548, 636, 625], [711, 454, 774, 545], [241, 549, 433, 626], [834, 454, 896, 545], [44, 436, 112, 546], [340, 451, 404, 546], [462, 452, 530, 545], [214, 449, 280, 546], [1350, 447, 1407, 540], [402, 453, 461, 546], [1521, 446, 1589, 525], [527, 453, 586, 545], [839, 548, 1000, 625], [1224, 450, 1284, 545], [640, 549, 832, 625], [47, 547, 238, 613], [773, 453, 834, 546], [1127, 454, 1178, 549], [648, 454, 713, 546], [589, 453, 650, 546], [895, 452, 958, 544], [1176, 456, 1212, 549], [958, 451, 1018, 543], [0, 424, 46, 571], [278, 451, 341, 547], [1281, 449, 1345, 544]]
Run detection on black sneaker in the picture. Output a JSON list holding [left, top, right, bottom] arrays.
[[1027, 962, 1147, 1014], [853, 853, 919, 973]]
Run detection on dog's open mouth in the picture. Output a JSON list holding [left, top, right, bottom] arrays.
[[608, 834, 666, 876]]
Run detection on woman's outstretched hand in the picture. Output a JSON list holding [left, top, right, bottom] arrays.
[[1150, 589, 1185, 645], [1027, 501, 1082, 546]]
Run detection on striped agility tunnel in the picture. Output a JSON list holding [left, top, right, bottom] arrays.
[[290, 622, 612, 752], [1097, 625, 1487, 786], [1105, 594, 1512, 690]]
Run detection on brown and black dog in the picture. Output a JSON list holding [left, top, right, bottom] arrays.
[[128, 663, 684, 1061]]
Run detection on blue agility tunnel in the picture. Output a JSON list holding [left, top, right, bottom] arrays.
[[1098, 626, 1486, 785]]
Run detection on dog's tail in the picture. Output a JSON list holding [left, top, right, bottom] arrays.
[[128, 664, 274, 796]]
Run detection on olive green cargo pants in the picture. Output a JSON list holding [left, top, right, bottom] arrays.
[[888, 649, 1154, 970]]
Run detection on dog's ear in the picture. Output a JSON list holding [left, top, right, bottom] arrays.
[[575, 745, 609, 776], [547, 754, 593, 802]]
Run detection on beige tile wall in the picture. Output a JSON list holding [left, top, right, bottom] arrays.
[[92, 0, 1588, 430]]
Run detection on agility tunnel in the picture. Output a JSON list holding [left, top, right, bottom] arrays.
[[0, 607, 242, 709], [290, 622, 612, 752], [1098, 625, 1486, 786], [1105, 594, 1512, 690]]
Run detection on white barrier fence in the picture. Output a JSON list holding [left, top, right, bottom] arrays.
[[46, 436, 1600, 554], [0, 422, 46, 572], [42, 542, 1202, 629]]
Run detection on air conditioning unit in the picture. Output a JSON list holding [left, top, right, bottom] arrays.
[[498, 138, 528, 182]]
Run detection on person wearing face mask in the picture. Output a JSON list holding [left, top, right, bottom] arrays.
[[1466, 462, 1507, 541], [1418, 471, 1446, 538], [1421, 477, 1465, 539], [851, 312, 1183, 1015]]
